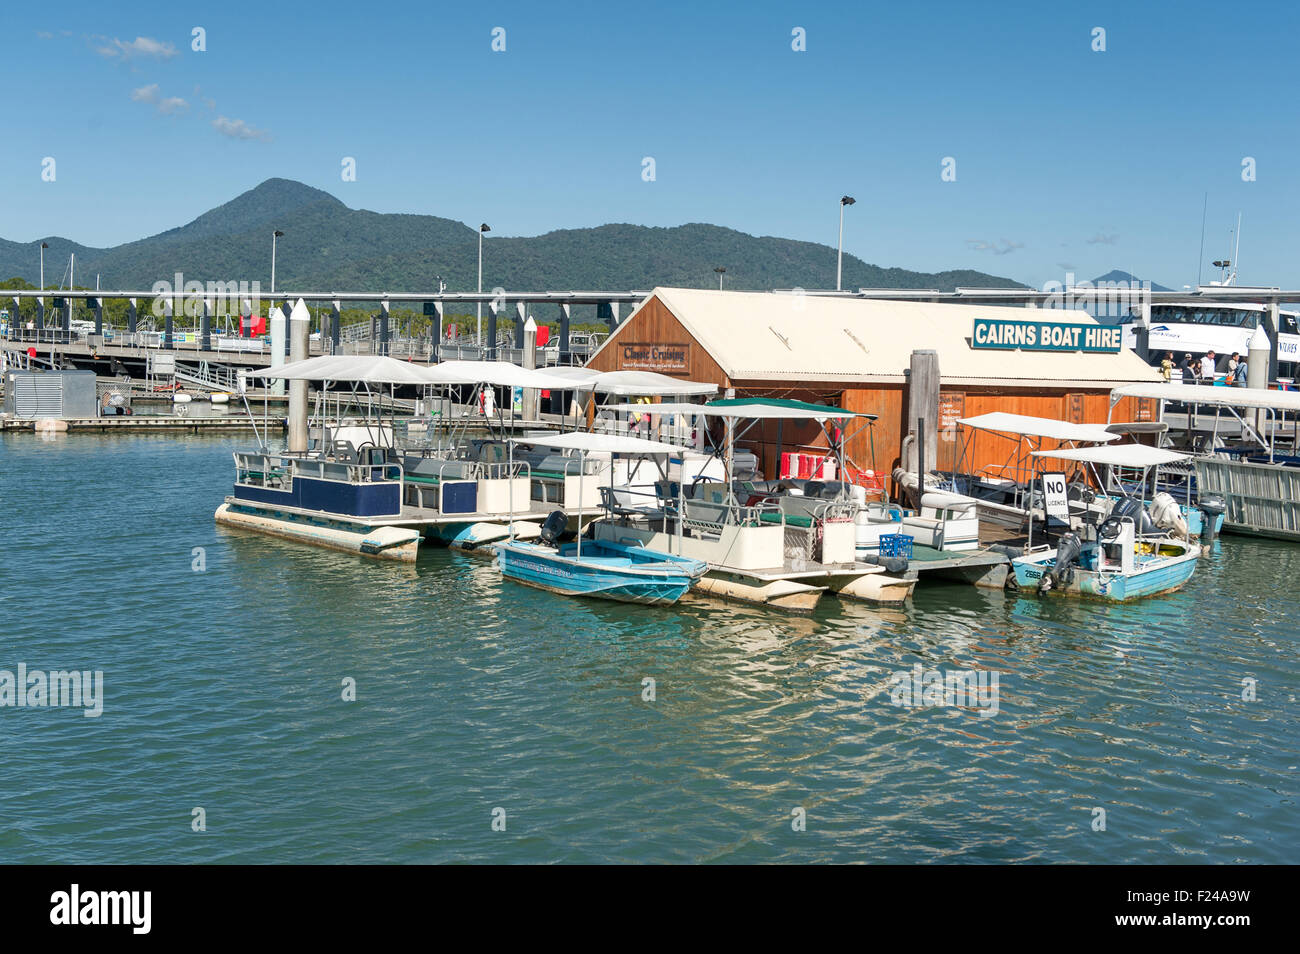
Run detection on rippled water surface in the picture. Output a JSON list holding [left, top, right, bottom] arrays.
[[1, 433, 1295, 863]]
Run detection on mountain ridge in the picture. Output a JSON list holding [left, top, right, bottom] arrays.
[[0, 178, 1027, 295]]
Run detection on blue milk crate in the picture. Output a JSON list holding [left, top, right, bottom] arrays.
[[878, 533, 914, 559]]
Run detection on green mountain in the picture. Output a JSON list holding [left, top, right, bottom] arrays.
[[0, 178, 1026, 297]]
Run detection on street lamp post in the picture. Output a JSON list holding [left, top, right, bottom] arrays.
[[40, 241, 48, 291], [477, 223, 491, 352], [714, 266, 726, 290], [837, 196, 856, 292]]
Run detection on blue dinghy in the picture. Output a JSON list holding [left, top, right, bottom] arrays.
[[495, 514, 706, 605]]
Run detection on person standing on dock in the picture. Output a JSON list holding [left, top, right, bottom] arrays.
[[1200, 350, 1218, 384], [1227, 352, 1241, 385], [1232, 357, 1247, 387], [1160, 351, 1175, 383], [1178, 353, 1197, 383]]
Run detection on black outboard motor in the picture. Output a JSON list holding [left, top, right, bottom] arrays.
[[539, 510, 567, 548], [1108, 496, 1156, 535], [1197, 493, 1226, 545], [1041, 531, 1083, 593]]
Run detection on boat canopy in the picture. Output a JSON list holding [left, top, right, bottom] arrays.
[[1111, 382, 1300, 413], [423, 360, 582, 390], [957, 411, 1117, 443], [605, 398, 874, 421], [541, 367, 603, 387], [588, 370, 717, 396], [537, 367, 716, 395], [1031, 445, 1189, 467], [511, 432, 689, 455], [250, 355, 432, 385]]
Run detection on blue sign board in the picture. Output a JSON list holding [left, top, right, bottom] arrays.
[[972, 318, 1122, 353]]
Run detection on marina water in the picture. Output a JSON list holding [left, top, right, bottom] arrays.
[[1, 433, 1295, 863]]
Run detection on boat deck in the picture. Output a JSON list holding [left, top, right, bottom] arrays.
[[899, 543, 1013, 589], [714, 561, 876, 581]]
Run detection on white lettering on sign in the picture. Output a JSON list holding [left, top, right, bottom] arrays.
[[1041, 472, 1069, 520]]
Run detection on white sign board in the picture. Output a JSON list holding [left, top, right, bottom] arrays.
[[1041, 472, 1069, 520]]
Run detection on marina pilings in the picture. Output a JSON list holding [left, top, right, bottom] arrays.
[[1264, 303, 1281, 384], [200, 297, 213, 352], [288, 299, 310, 452], [558, 303, 571, 363], [523, 316, 539, 421], [269, 306, 286, 395], [905, 349, 939, 474]]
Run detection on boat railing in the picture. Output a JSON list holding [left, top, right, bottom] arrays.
[[233, 450, 403, 488]]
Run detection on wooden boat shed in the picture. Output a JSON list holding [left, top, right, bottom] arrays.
[[584, 287, 1163, 485]]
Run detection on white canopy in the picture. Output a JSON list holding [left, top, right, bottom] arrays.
[[1112, 382, 1300, 413], [537, 367, 716, 395], [1031, 445, 1188, 467], [604, 401, 869, 421], [424, 360, 579, 390], [250, 355, 432, 385], [541, 366, 603, 388], [511, 432, 688, 455], [957, 412, 1118, 443], [588, 370, 717, 396]]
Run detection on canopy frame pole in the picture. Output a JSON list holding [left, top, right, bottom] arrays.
[[507, 440, 515, 543]]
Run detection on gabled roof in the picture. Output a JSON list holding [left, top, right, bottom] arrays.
[[594, 288, 1162, 387]]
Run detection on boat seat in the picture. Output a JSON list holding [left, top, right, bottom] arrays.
[[685, 500, 732, 527], [759, 512, 813, 528], [600, 486, 662, 518]]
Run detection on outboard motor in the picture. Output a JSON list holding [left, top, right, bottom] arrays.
[[538, 510, 567, 548], [1108, 496, 1156, 536], [1041, 531, 1083, 593], [1197, 493, 1226, 545], [1150, 492, 1190, 541]]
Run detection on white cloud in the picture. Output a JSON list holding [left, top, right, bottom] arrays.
[[212, 116, 271, 142], [1086, 233, 1119, 245], [96, 35, 178, 60], [130, 84, 188, 116], [966, 239, 1024, 256]]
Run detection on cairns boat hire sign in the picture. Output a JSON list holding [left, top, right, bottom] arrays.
[[972, 318, 1122, 353]]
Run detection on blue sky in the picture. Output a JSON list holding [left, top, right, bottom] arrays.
[[2, 0, 1297, 290]]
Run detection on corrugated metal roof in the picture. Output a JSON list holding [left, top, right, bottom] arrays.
[[601, 288, 1162, 387]]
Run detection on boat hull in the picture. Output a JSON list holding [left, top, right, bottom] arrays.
[[825, 567, 917, 603], [495, 541, 697, 605], [1012, 548, 1199, 601], [214, 501, 421, 562], [694, 573, 826, 612]]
